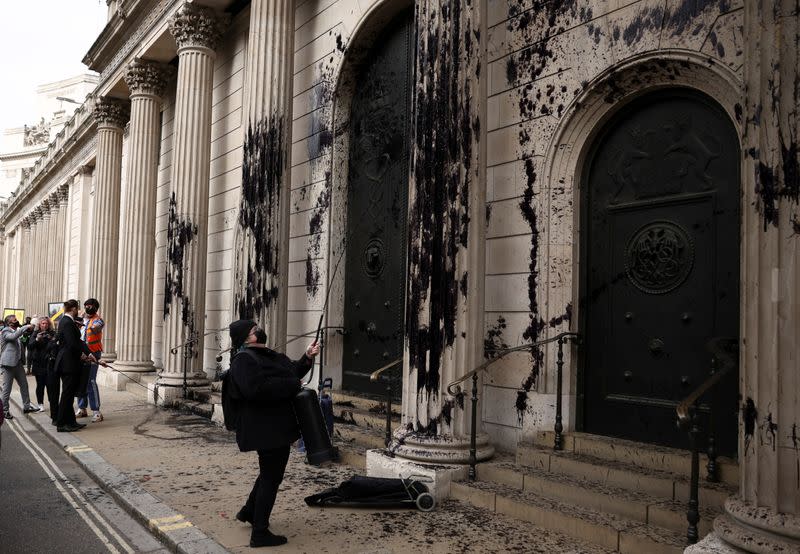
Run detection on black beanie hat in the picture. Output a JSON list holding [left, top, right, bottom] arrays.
[[229, 319, 256, 351]]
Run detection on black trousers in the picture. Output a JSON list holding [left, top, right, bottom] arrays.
[[34, 373, 47, 404], [244, 445, 291, 534], [47, 370, 61, 423], [55, 372, 80, 427]]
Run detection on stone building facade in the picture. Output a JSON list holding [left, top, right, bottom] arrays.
[[0, 0, 797, 551]]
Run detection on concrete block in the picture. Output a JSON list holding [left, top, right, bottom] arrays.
[[365, 449, 467, 502]]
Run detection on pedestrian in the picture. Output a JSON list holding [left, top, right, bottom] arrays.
[[21, 316, 32, 374], [227, 319, 319, 548], [0, 314, 38, 419], [27, 316, 57, 412], [54, 300, 95, 432], [76, 298, 104, 422]]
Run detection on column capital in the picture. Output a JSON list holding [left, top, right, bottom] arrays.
[[168, 3, 229, 52], [94, 97, 130, 129], [21, 216, 31, 229], [57, 183, 70, 204], [74, 164, 93, 179], [124, 58, 175, 98]]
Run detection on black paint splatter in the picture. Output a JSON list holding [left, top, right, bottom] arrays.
[[548, 302, 573, 328], [163, 192, 198, 336], [406, 0, 479, 406], [484, 316, 508, 359], [742, 397, 757, 453], [234, 114, 284, 320]]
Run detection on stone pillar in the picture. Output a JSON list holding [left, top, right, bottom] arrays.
[[88, 97, 129, 360], [19, 218, 32, 314], [39, 203, 53, 316], [75, 166, 94, 301], [231, 0, 293, 350], [692, 3, 800, 552], [46, 195, 60, 304], [54, 186, 69, 301], [394, 1, 492, 464], [113, 59, 174, 380], [158, 3, 228, 397], [59, 183, 72, 298]]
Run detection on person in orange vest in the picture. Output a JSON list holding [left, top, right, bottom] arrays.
[[76, 298, 104, 422]]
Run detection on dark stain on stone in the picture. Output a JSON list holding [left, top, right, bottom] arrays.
[[742, 397, 757, 452], [406, 0, 478, 402], [234, 114, 284, 320], [484, 315, 508, 359], [734, 103, 743, 123], [761, 412, 778, 451], [548, 302, 573, 328], [665, 0, 731, 38], [622, 6, 665, 47], [163, 192, 198, 336]]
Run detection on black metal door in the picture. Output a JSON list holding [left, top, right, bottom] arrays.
[[582, 90, 740, 456], [342, 12, 413, 396]]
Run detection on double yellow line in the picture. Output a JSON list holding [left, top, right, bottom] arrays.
[[149, 514, 194, 532]]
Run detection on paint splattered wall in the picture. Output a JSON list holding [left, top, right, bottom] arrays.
[[481, 0, 745, 450]]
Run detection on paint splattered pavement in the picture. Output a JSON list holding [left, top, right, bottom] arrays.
[[24, 379, 611, 553]]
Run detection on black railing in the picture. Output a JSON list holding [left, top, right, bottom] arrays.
[[370, 358, 403, 447], [676, 337, 738, 545], [448, 332, 581, 480]]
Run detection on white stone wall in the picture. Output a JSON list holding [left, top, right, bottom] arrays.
[[480, 0, 745, 451]]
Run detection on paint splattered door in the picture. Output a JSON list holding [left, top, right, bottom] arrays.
[[342, 12, 413, 397], [582, 90, 740, 456]]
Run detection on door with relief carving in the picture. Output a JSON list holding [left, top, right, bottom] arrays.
[[341, 12, 413, 397], [582, 90, 740, 456]]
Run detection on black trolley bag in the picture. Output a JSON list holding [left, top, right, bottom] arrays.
[[293, 388, 338, 465]]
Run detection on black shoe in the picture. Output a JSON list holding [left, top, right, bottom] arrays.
[[249, 530, 287, 548], [236, 508, 253, 525], [3, 413, 12, 421], [57, 424, 82, 432], [75, 423, 87, 429], [23, 406, 38, 413]]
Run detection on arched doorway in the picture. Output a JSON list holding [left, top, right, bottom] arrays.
[[341, 10, 413, 396], [581, 89, 740, 456]]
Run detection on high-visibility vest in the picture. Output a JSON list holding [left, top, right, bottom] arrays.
[[85, 314, 104, 353]]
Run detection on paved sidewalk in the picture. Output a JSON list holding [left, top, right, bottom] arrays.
[[16, 376, 609, 553]]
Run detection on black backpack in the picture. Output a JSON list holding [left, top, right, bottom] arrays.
[[220, 349, 256, 431]]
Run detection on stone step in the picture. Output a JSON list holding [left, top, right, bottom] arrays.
[[332, 421, 388, 451], [331, 389, 400, 415], [532, 431, 738, 486], [477, 459, 717, 536], [332, 403, 399, 435], [452, 479, 688, 553], [517, 443, 735, 510]]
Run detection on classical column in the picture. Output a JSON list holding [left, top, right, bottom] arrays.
[[89, 97, 129, 360], [59, 183, 72, 298], [158, 3, 228, 396], [53, 186, 69, 301], [690, 3, 800, 553], [231, 0, 293, 349], [75, 166, 94, 301], [20, 215, 31, 312], [46, 195, 61, 304], [395, 2, 492, 464], [114, 59, 174, 378], [39, 203, 53, 316]]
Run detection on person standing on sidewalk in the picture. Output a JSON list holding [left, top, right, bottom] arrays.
[[27, 316, 57, 412], [54, 300, 95, 432], [21, 316, 33, 375], [76, 298, 104, 423], [227, 319, 319, 548], [0, 315, 38, 419]]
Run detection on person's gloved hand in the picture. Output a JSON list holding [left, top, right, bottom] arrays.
[[306, 341, 320, 359]]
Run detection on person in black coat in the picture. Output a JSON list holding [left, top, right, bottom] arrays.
[[54, 300, 95, 432], [227, 319, 319, 548], [27, 317, 57, 411]]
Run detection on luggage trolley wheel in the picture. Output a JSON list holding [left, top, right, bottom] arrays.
[[415, 492, 436, 512]]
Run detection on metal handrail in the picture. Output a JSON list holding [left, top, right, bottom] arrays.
[[446, 332, 581, 480], [675, 336, 738, 546], [369, 357, 403, 382], [676, 337, 738, 426], [447, 333, 574, 396]]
